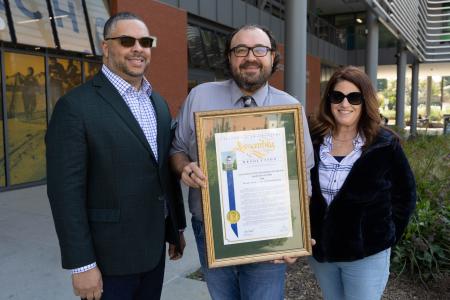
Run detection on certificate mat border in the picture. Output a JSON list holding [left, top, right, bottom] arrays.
[[195, 105, 311, 268]]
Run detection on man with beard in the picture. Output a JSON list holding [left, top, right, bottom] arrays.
[[46, 12, 186, 300], [170, 25, 314, 299]]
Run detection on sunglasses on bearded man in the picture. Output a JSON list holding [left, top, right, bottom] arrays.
[[105, 35, 157, 48], [328, 91, 364, 105]]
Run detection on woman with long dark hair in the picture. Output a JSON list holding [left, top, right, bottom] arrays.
[[308, 66, 416, 300]]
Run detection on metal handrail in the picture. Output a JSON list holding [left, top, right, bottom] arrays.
[[427, 0, 450, 4], [423, 32, 450, 36], [426, 6, 450, 10], [422, 11, 450, 16], [424, 25, 450, 30], [426, 44, 450, 48]]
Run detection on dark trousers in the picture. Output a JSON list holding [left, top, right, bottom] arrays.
[[99, 248, 166, 300]]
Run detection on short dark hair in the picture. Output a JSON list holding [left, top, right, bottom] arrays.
[[103, 12, 145, 39], [224, 24, 280, 75]]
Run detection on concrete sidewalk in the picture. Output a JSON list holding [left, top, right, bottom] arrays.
[[0, 185, 210, 300]]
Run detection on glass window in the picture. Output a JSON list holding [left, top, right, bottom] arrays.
[[216, 34, 226, 57], [354, 24, 366, 49], [4, 52, 46, 185], [64, 59, 82, 92], [334, 14, 355, 27], [379, 24, 397, 48], [84, 61, 101, 82], [85, 0, 110, 55], [48, 57, 65, 116], [0, 0, 12, 42], [9, 0, 56, 48], [187, 25, 208, 69], [48, 57, 82, 118], [0, 59, 4, 187], [51, 0, 92, 54], [200, 29, 223, 69], [320, 65, 338, 96]]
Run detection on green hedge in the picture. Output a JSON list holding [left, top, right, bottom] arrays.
[[391, 134, 450, 285]]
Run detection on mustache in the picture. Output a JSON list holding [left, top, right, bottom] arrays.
[[239, 62, 262, 69], [126, 55, 146, 60]]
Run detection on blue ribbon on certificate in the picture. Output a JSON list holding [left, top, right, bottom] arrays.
[[226, 169, 239, 237]]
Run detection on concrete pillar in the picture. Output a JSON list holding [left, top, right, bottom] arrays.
[[285, 0, 307, 107], [395, 41, 407, 129], [410, 59, 419, 137], [365, 9, 379, 90], [426, 76, 432, 118]]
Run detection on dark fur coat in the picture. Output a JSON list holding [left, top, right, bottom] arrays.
[[310, 128, 416, 262]]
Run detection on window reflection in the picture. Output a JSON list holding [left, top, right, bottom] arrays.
[[51, 0, 92, 53], [187, 25, 208, 68], [200, 29, 224, 69], [85, 0, 110, 55], [0, 0, 12, 42], [84, 61, 101, 81], [65, 59, 82, 91], [5, 52, 46, 185], [9, 0, 56, 48], [187, 25, 229, 90], [48, 58, 82, 117], [0, 66, 4, 187], [48, 57, 65, 113]]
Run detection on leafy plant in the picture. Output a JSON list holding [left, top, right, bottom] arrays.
[[391, 134, 450, 286]]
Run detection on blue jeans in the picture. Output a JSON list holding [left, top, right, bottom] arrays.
[[192, 218, 286, 300], [308, 249, 391, 300]]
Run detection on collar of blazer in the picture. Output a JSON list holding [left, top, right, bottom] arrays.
[[92, 72, 162, 164]]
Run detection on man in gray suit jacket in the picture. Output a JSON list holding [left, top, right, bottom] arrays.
[[46, 12, 186, 300]]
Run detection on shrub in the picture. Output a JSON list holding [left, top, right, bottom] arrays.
[[391, 134, 450, 285]]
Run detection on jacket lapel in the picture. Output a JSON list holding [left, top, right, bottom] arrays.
[[150, 93, 167, 168], [92, 73, 156, 162]]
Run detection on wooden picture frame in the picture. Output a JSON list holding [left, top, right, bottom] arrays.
[[195, 105, 311, 268]]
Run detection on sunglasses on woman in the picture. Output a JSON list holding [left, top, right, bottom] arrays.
[[328, 91, 364, 105], [105, 35, 156, 48]]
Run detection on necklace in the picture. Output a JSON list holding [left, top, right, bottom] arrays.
[[332, 135, 356, 142]]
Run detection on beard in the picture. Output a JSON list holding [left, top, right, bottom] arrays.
[[111, 55, 149, 78], [231, 61, 272, 93]]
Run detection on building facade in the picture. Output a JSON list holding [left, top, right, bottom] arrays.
[[0, 0, 449, 190], [0, 0, 108, 190]]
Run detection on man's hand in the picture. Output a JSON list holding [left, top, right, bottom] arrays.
[[170, 153, 206, 189], [72, 266, 103, 300], [272, 239, 316, 264], [273, 256, 298, 264], [180, 161, 206, 188], [169, 232, 186, 260]]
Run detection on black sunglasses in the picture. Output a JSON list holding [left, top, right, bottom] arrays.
[[328, 91, 364, 105], [105, 35, 155, 48]]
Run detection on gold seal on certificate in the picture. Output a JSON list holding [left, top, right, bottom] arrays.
[[227, 210, 240, 224]]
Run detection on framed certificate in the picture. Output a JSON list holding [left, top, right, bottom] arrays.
[[195, 105, 311, 268]]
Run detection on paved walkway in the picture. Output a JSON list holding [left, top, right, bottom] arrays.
[[0, 185, 210, 300]]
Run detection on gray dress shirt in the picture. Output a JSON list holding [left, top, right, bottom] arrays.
[[171, 79, 314, 220]]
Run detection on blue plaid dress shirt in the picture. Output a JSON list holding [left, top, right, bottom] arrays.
[[318, 133, 364, 205], [102, 65, 158, 160]]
